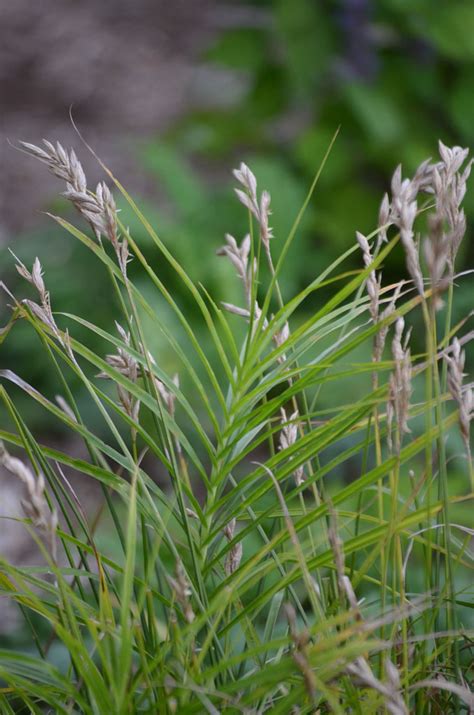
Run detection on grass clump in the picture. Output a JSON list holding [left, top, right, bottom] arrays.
[[0, 135, 472, 714]]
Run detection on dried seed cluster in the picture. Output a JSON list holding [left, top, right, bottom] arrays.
[[216, 233, 254, 309], [223, 518, 243, 576], [15, 256, 73, 359], [387, 318, 412, 454], [0, 441, 58, 562], [220, 164, 273, 334], [445, 338, 473, 458], [356, 231, 403, 364], [345, 657, 407, 715], [20, 140, 129, 276], [168, 560, 194, 624], [98, 322, 178, 431], [279, 408, 305, 487], [382, 141, 471, 303], [357, 142, 471, 461], [233, 162, 273, 252]]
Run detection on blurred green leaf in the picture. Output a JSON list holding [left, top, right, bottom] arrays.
[[416, 2, 474, 60], [450, 68, 474, 141], [205, 28, 268, 71], [275, 0, 333, 96], [140, 141, 206, 215], [344, 83, 405, 144], [295, 127, 352, 185]]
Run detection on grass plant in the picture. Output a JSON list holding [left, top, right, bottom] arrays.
[[0, 135, 472, 713]]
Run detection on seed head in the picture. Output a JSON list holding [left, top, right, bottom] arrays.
[[279, 408, 305, 486], [387, 318, 412, 454], [217, 233, 253, 307], [168, 560, 194, 623], [273, 320, 290, 365], [20, 140, 87, 192], [223, 518, 243, 576], [432, 141, 472, 271], [21, 140, 126, 273], [356, 231, 380, 324], [445, 338, 473, 452], [233, 162, 274, 250], [346, 657, 407, 715], [0, 442, 58, 562], [378, 192, 391, 245]]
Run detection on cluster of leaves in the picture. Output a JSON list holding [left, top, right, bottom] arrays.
[[0, 134, 472, 712]]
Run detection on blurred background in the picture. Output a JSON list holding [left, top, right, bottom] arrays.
[[1, 0, 473, 624]]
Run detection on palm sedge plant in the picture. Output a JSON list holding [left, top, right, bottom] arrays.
[[0, 135, 472, 714]]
